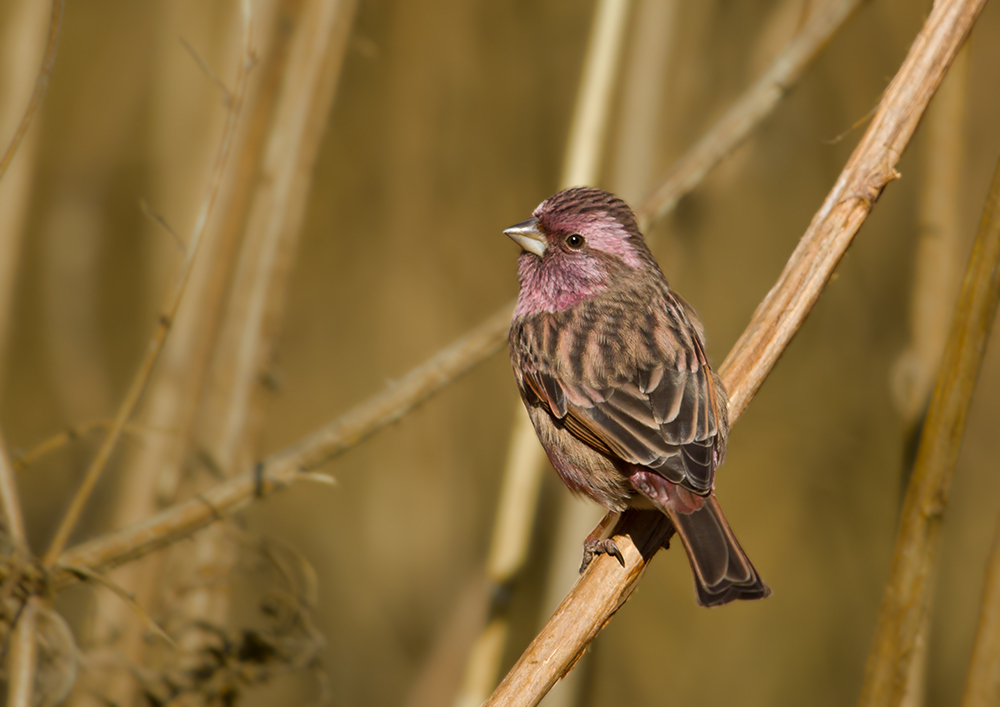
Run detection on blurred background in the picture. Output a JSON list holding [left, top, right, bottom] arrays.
[[1, 0, 999, 705]]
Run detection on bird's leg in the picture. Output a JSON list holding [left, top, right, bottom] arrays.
[[580, 510, 623, 572]]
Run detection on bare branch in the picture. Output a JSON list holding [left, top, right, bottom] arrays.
[[859, 155, 1000, 707], [486, 1, 987, 704], [41, 1, 257, 566], [0, 0, 64, 183], [635, 0, 867, 227], [53, 305, 512, 583]]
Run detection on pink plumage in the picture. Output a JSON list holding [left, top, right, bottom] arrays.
[[506, 186, 770, 607]]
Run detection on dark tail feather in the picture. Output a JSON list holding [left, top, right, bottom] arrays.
[[665, 494, 770, 607]]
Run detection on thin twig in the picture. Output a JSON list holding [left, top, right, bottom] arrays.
[[57, 564, 177, 648], [139, 199, 185, 251], [11, 420, 173, 472], [40, 1, 256, 567], [53, 306, 512, 583], [485, 1, 986, 704], [634, 0, 867, 228], [179, 36, 234, 105], [0, 0, 65, 184], [961, 511, 1000, 707], [858, 155, 1000, 707]]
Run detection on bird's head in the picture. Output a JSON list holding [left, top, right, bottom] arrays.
[[506, 187, 653, 315]]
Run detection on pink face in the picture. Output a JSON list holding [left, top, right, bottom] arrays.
[[533, 200, 644, 270], [513, 199, 643, 317]]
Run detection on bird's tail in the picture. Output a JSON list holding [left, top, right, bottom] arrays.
[[664, 494, 771, 607]]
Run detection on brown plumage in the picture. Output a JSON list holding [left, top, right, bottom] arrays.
[[506, 187, 770, 607]]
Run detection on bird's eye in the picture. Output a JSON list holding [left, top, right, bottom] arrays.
[[565, 233, 584, 249]]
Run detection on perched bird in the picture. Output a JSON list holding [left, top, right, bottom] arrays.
[[505, 187, 770, 607]]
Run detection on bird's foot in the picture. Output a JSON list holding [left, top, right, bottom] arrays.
[[580, 537, 625, 573]]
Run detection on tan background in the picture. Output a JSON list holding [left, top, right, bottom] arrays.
[[2, 0, 1000, 705]]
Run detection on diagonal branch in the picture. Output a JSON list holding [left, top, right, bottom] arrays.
[[635, 0, 867, 227], [485, 0, 987, 704], [40, 0, 256, 566], [53, 306, 512, 583], [859, 156, 1000, 707]]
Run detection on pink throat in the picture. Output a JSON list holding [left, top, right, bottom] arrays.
[[514, 252, 606, 316]]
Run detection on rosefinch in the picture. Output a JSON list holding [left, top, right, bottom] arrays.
[[506, 187, 770, 607]]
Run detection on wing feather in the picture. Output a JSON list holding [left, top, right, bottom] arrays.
[[512, 288, 727, 495]]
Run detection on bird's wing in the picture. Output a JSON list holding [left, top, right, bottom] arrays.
[[519, 298, 725, 495]]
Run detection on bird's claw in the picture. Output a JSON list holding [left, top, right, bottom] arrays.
[[580, 537, 625, 573]]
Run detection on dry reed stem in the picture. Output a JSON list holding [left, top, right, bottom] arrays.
[[895, 42, 969, 707], [196, 0, 358, 479], [40, 1, 256, 567], [53, 306, 513, 583], [6, 597, 38, 707], [152, 0, 289, 504], [611, 0, 679, 204], [457, 3, 632, 705], [0, 0, 64, 183], [858, 155, 1000, 707], [11, 420, 165, 472], [892, 46, 969, 426], [634, 0, 866, 228], [155, 0, 356, 691], [0, 430, 26, 547], [559, 0, 632, 188], [485, 1, 985, 704], [961, 512, 1000, 707]]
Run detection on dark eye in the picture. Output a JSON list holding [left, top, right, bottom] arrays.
[[565, 233, 584, 249]]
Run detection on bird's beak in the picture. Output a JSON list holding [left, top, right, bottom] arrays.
[[504, 217, 547, 258]]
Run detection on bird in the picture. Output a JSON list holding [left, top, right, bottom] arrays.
[[505, 186, 770, 607]]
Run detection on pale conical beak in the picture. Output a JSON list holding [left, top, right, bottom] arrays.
[[504, 217, 546, 258]]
